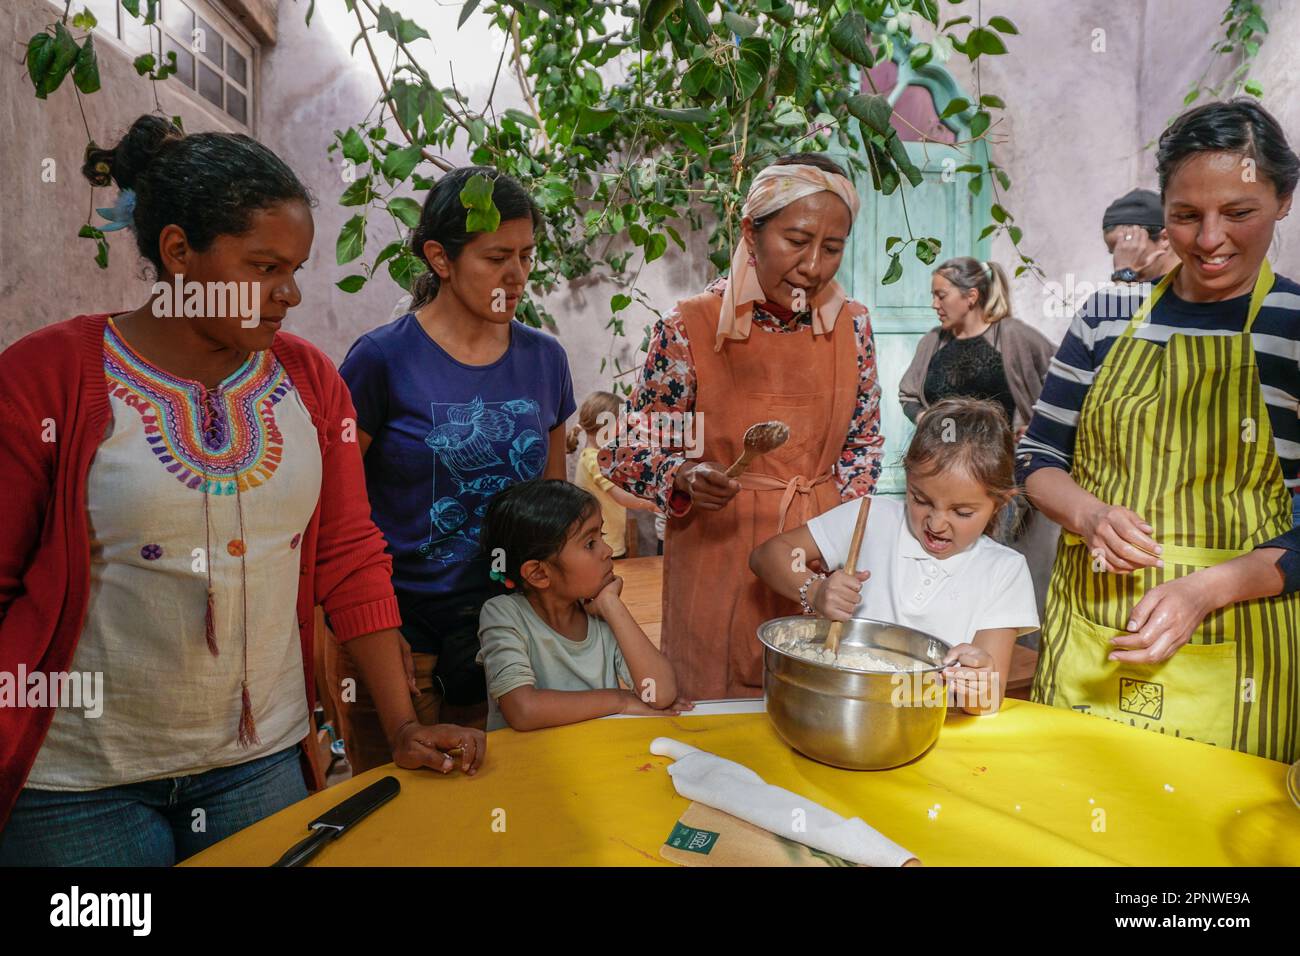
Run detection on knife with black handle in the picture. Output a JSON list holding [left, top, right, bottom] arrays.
[[272, 775, 401, 867]]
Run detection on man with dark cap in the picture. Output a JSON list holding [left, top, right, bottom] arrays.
[[1102, 188, 1180, 283]]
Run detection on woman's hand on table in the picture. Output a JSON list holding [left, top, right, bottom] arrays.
[[621, 691, 694, 717], [674, 461, 740, 510], [1109, 575, 1214, 664], [393, 721, 487, 776], [1081, 503, 1162, 573], [811, 569, 870, 621]]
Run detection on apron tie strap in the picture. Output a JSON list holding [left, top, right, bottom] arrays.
[[737, 470, 832, 533]]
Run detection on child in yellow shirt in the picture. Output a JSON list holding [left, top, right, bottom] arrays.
[[567, 391, 655, 558]]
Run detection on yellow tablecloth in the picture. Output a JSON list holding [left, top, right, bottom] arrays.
[[184, 699, 1300, 866]]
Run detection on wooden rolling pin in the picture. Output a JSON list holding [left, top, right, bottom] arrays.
[[824, 495, 872, 655]]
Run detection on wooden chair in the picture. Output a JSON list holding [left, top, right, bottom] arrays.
[[1006, 643, 1039, 701], [302, 606, 345, 789], [623, 510, 639, 558]]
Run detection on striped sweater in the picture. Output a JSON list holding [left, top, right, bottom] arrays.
[[1016, 273, 1300, 592]]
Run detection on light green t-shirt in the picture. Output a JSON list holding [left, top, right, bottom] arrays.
[[477, 593, 634, 731]]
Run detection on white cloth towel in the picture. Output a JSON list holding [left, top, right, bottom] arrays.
[[650, 737, 917, 867]]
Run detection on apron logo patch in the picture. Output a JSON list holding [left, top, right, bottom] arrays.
[[1119, 678, 1163, 719]]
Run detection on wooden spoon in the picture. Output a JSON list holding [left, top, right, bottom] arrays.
[[824, 495, 872, 656], [725, 421, 790, 478]]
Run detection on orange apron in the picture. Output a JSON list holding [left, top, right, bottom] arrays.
[[664, 294, 860, 699]]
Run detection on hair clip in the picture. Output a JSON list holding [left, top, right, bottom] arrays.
[[96, 188, 137, 233], [83, 142, 114, 188], [489, 567, 515, 589]]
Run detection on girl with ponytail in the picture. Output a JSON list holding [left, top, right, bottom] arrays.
[[568, 391, 656, 558], [899, 256, 1054, 435]]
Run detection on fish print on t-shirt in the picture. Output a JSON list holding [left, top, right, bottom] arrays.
[[419, 396, 546, 564]]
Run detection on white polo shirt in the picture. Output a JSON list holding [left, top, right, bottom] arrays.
[[806, 496, 1039, 647]]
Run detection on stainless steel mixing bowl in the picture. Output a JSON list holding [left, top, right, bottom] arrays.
[[757, 616, 949, 771]]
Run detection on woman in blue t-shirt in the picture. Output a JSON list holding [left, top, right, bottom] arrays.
[[330, 167, 575, 769]]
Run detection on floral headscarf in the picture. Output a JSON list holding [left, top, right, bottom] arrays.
[[715, 163, 861, 351]]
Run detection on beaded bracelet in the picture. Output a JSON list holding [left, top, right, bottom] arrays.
[[798, 572, 825, 616]]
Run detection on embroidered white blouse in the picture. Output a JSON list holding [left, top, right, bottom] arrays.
[[28, 319, 323, 789]]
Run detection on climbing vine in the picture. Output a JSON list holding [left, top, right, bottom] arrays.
[[1182, 0, 1269, 108], [26, 0, 1032, 363]]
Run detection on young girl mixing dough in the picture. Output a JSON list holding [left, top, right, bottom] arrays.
[[750, 398, 1039, 713]]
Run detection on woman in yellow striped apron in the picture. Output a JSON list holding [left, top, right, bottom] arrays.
[[1020, 100, 1300, 763]]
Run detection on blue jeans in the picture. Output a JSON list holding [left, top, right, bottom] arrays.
[[0, 745, 306, 866]]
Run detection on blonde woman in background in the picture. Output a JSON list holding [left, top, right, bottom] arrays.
[[900, 257, 1054, 440], [900, 257, 1058, 620], [569, 391, 655, 558]]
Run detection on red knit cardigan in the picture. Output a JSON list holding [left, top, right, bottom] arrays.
[[0, 314, 402, 828]]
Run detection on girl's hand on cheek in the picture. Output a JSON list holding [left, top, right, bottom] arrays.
[[587, 574, 624, 619], [812, 569, 870, 621]]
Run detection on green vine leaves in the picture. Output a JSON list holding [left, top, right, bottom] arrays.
[[1181, 0, 1268, 111], [28, 1, 1044, 327]]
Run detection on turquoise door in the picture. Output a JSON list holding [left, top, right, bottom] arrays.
[[830, 60, 991, 496], [839, 141, 990, 495]]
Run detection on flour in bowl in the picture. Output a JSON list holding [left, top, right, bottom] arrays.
[[777, 635, 925, 672]]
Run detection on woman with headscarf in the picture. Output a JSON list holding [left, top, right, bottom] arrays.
[[600, 153, 884, 700]]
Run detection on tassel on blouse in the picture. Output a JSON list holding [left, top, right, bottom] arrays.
[[204, 587, 219, 656], [200, 384, 258, 750], [238, 679, 260, 747]]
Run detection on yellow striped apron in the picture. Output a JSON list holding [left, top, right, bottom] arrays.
[[1032, 261, 1299, 762]]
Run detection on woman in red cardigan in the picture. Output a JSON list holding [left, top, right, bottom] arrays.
[[0, 115, 485, 866]]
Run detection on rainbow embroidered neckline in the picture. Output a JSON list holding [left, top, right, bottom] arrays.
[[103, 319, 293, 495]]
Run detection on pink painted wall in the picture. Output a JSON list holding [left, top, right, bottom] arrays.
[[3, 0, 1296, 375]]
